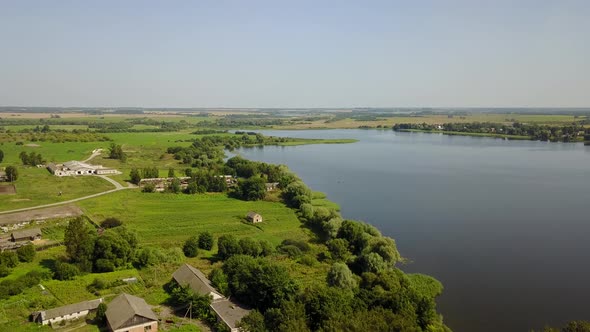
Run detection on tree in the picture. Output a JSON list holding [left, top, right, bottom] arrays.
[[100, 217, 123, 229], [198, 232, 214, 250], [209, 268, 229, 295], [108, 143, 126, 162], [282, 181, 312, 208], [239, 237, 262, 257], [183, 236, 199, 257], [5, 165, 18, 182], [168, 168, 175, 177], [327, 263, 357, 289], [326, 238, 351, 261], [54, 261, 80, 280], [16, 244, 36, 262], [0, 149, 3, 163], [0, 251, 19, 268], [237, 310, 266, 332], [93, 227, 137, 271], [64, 218, 96, 272], [238, 176, 266, 201], [95, 303, 107, 324], [129, 168, 141, 185], [169, 177, 181, 193], [142, 183, 155, 193], [217, 234, 242, 259]]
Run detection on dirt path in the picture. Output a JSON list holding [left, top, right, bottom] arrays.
[[81, 149, 103, 163]]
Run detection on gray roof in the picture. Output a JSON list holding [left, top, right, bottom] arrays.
[[210, 299, 251, 330], [11, 228, 42, 239], [46, 163, 58, 172], [246, 211, 260, 218], [172, 264, 223, 298], [105, 293, 157, 330], [41, 298, 103, 321]]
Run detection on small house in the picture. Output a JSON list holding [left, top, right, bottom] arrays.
[[106, 293, 158, 332], [265, 182, 279, 191], [246, 212, 262, 223], [210, 299, 251, 332], [11, 228, 42, 242], [32, 298, 103, 326]]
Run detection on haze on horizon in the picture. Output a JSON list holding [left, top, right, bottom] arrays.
[[1, 0, 589, 109]]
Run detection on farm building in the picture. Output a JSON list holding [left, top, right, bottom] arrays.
[[172, 263, 224, 301], [0, 171, 6, 182], [172, 264, 250, 332], [139, 177, 191, 192], [106, 293, 158, 332], [11, 228, 42, 242], [47, 161, 120, 177], [32, 298, 103, 326], [246, 211, 262, 223]]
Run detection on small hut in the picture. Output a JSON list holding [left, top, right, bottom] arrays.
[[246, 212, 262, 223], [11, 228, 42, 242]]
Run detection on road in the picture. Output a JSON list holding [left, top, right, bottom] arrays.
[[0, 176, 135, 215], [81, 148, 103, 163]]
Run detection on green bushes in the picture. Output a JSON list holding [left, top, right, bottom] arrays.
[[54, 261, 80, 280], [183, 236, 199, 257], [16, 244, 36, 262], [198, 232, 214, 250]]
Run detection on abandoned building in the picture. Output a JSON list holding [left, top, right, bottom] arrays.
[[265, 182, 279, 191], [11, 228, 42, 242], [32, 298, 103, 326], [139, 177, 191, 192], [106, 293, 158, 332], [47, 161, 120, 177], [246, 211, 263, 223]]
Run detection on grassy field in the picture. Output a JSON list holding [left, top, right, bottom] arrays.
[[0, 168, 115, 211], [78, 190, 309, 246]]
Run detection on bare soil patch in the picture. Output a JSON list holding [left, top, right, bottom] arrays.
[[25, 143, 40, 147], [0, 204, 83, 225], [0, 185, 16, 195]]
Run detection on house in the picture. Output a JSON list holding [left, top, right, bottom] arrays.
[[173, 264, 250, 332], [210, 299, 251, 332], [11, 228, 42, 242], [265, 182, 279, 191], [47, 161, 120, 177], [246, 211, 262, 223], [105, 293, 158, 332], [32, 298, 103, 326], [172, 263, 224, 301]]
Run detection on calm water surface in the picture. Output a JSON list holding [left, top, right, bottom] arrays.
[[235, 129, 590, 332]]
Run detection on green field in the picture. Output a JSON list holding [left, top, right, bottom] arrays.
[[78, 190, 309, 246], [0, 168, 115, 211]]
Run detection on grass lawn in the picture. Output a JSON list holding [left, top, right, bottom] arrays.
[[0, 168, 115, 212], [78, 191, 309, 246]]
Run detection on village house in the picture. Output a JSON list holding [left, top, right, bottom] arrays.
[[171, 264, 250, 332], [172, 263, 224, 301], [47, 161, 120, 177], [32, 298, 103, 326], [105, 293, 158, 332], [246, 211, 262, 223], [11, 228, 42, 242], [265, 182, 279, 191]]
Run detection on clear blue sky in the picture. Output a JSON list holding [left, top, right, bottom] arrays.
[[1, 0, 588, 108]]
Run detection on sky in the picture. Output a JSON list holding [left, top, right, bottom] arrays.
[[0, 0, 589, 108]]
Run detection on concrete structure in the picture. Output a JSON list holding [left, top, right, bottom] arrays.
[[246, 211, 262, 223], [11, 228, 41, 242], [47, 161, 120, 177], [172, 264, 250, 332], [106, 293, 158, 332], [32, 298, 103, 326], [172, 263, 224, 301], [0, 171, 7, 182]]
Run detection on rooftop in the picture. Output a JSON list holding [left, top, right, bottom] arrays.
[[210, 299, 251, 330], [172, 263, 224, 299], [40, 298, 103, 321], [105, 293, 157, 330]]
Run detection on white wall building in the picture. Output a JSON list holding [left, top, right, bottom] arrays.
[[47, 161, 120, 177]]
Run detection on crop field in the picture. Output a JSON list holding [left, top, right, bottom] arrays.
[[78, 190, 310, 246], [0, 168, 115, 212]]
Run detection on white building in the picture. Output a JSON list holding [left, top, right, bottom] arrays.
[[47, 161, 120, 177], [32, 298, 103, 326]]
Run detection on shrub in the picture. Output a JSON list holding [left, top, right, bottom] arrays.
[[198, 232, 214, 250], [142, 183, 156, 193], [16, 244, 36, 262], [183, 236, 199, 257], [100, 217, 123, 229], [54, 261, 80, 280]]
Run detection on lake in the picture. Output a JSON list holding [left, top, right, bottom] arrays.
[[234, 129, 590, 332]]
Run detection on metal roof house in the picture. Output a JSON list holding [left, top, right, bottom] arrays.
[[11, 228, 42, 242], [106, 293, 158, 332], [47, 161, 120, 177], [32, 298, 103, 326], [172, 263, 224, 301], [246, 211, 262, 223]]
